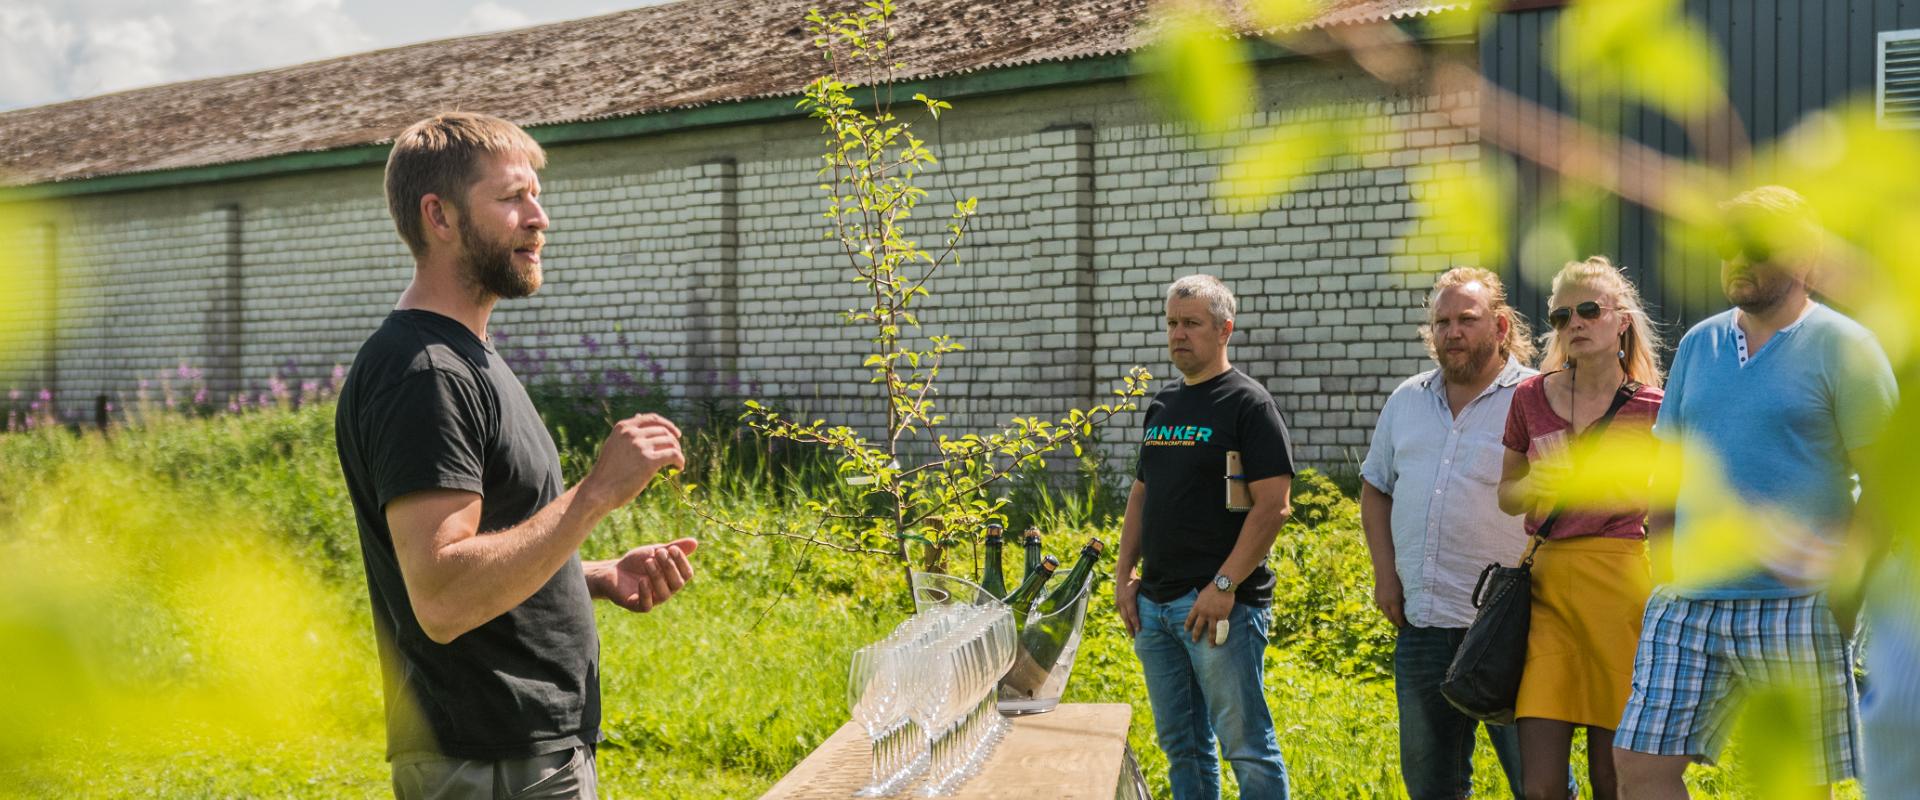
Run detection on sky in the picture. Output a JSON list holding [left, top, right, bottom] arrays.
[[0, 0, 664, 111]]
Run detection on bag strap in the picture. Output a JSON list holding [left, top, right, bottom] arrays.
[[1522, 380, 1641, 566]]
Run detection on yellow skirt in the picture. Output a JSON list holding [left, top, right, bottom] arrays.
[[1514, 536, 1653, 729]]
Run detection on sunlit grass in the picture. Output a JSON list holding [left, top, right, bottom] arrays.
[[0, 406, 1847, 797]]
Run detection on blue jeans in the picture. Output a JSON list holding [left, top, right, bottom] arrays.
[[1863, 606, 1920, 796], [1393, 626, 1528, 799], [1133, 589, 1289, 800]]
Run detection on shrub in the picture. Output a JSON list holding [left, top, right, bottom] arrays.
[[1268, 468, 1397, 681]]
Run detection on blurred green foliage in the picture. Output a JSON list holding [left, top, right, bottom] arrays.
[[0, 406, 1831, 797]]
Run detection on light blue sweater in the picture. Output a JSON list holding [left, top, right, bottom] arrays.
[[1655, 304, 1897, 599]]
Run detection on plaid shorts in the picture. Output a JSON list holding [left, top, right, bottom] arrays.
[[1615, 591, 1860, 785]]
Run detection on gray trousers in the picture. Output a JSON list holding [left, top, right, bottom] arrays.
[[391, 745, 597, 800]]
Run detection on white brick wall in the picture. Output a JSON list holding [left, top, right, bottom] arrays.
[[0, 221, 55, 393], [1, 61, 1482, 470]]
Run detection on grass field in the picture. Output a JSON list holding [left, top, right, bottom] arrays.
[[0, 402, 1844, 798]]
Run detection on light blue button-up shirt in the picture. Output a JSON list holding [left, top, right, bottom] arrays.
[[1360, 357, 1537, 629]]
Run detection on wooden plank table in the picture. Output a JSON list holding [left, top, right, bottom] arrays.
[[761, 703, 1134, 799]]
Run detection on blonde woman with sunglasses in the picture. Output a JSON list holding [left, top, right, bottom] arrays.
[[1495, 256, 1666, 800]]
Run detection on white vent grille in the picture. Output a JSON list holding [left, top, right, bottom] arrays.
[[1880, 30, 1920, 129]]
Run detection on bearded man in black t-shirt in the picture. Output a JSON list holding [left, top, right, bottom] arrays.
[[335, 112, 698, 799], [1113, 275, 1296, 800]]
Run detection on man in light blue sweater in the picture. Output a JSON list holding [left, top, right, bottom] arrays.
[[1613, 186, 1898, 798]]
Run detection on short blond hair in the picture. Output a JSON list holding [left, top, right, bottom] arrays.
[[1422, 266, 1535, 365], [384, 112, 547, 257], [1720, 185, 1821, 266]]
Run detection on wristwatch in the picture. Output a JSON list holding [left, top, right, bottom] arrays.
[[1213, 574, 1236, 593]]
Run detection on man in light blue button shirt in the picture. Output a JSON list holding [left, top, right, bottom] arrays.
[[1360, 266, 1538, 799]]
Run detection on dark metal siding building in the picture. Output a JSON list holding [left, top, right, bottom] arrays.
[[1484, 0, 1920, 332]]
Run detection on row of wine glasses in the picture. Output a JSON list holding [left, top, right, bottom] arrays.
[[847, 598, 1016, 796], [913, 602, 1014, 795]]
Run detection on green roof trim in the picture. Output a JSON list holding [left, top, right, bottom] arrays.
[[1, 16, 1464, 202]]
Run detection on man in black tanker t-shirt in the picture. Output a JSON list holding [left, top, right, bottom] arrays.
[[336, 112, 700, 799], [1113, 275, 1296, 800]]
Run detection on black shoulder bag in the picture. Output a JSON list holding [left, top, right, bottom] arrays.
[[1440, 380, 1641, 724]]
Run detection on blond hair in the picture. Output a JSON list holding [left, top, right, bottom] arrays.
[[1538, 256, 1666, 388], [1422, 266, 1535, 365], [384, 112, 547, 257]]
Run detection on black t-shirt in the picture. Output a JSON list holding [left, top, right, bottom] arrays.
[[1135, 368, 1295, 607], [334, 309, 599, 761]]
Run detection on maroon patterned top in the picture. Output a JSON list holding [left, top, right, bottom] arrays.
[[1501, 373, 1664, 540]]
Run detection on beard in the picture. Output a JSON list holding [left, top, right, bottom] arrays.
[[1721, 260, 1802, 315], [1437, 336, 1499, 384], [459, 219, 542, 300]]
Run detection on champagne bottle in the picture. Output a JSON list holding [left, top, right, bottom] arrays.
[[980, 523, 1008, 600], [1021, 528, 1044, 579], [1002, 555, 1059, 620], [1033, 536, 1105, 617], [1005, 541, 1104, 695]]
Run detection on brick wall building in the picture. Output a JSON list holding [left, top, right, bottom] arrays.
[[0, 0, 1481, 470]]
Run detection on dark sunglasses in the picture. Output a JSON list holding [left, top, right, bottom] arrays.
[[1547, 301, 1612, 330], [1716, 233, 1771, 264]]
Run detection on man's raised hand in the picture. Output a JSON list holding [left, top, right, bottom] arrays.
[[581, 413, 685, 511]]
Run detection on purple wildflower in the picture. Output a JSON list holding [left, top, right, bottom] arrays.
[[581, 335, 601, 356]]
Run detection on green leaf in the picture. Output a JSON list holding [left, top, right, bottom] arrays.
[[1137, 4, 1253, 134], [1219, 116, 1352, 210], [1550, 0, 1726, 121]]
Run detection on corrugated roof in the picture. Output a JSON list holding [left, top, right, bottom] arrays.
[[0, 0, 1459, 188]]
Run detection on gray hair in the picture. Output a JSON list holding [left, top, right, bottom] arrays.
[[1165, 275, 1237, 327]]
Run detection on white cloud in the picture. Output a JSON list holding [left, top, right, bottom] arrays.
[[0, 0, 658, 111], [169, 0, 375, 80], [0, 0, 373, 110], [455, 2, 533, 35], [68, 16, 179, 99], [0, 5, 80, 108]]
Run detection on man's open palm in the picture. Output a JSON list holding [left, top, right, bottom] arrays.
[[593, 538, 698, 612]]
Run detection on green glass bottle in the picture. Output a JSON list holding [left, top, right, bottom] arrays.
[[1002, 555, 1059, 620], [1021, 528, 1044, 579], [980, 523, 1008, 600], [1033, 536, 1105, 617]]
